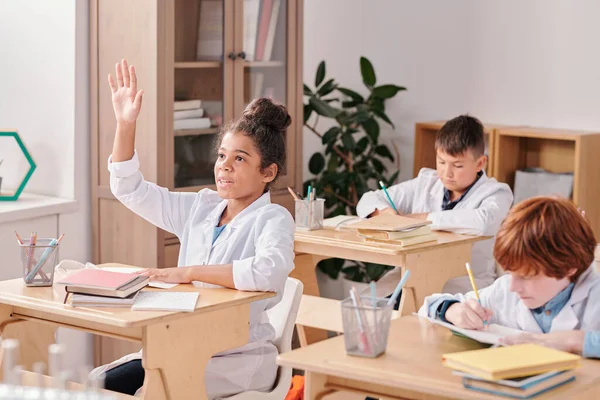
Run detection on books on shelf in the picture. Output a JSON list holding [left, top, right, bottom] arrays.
[[454, 369, 576, 399], [174, 118, 212, 131], [243, 0, 281, 62], [57, 269, 149, 299], [174, 100, 202, 111], [196, 0, 223, 61], [174, 108, 204, 120]]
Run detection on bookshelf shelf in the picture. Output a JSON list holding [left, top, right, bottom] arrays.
[[244, 61, 285, 68], [174, 61, 222, 69], [174, 128, 220, 137]]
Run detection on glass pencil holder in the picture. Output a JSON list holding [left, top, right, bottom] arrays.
[[20, 238, 59, 287], [294, 198, 325, 231], [341, 296, 394, 358]]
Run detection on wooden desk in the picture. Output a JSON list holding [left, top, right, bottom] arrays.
[[0, 278, 273, 400], [278, 316, 600, 400], [292, 229, 488, 343]]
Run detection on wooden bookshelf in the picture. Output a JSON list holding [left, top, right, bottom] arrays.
[[90, 0, 303, 367], [414, 121, 600, 235]]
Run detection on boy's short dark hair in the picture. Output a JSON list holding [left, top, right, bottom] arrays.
[[435, 115, 485, 158]]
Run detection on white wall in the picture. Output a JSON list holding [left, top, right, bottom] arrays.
[[0, 0, 92, 373], [303, 0, 600, 183]]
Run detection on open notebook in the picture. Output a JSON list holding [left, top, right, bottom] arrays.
[[419, 315, 525, 345], [132, 291, 200, 312]]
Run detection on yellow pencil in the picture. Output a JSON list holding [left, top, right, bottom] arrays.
[[465, 262, 487, 326]]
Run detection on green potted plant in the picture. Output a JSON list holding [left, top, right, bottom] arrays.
[[303, 57, 406, 284]]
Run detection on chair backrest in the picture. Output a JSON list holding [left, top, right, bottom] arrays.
[[266, 278, 303, 353]]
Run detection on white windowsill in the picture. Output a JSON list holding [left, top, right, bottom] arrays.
[[0, 193, 78, 223]]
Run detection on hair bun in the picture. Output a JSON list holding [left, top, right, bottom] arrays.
[[242, 98, 292, 132]]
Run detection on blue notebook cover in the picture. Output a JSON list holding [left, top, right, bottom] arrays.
[[463, 376, 575, 399]]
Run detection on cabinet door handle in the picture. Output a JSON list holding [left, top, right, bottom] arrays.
[[228, 52, 237, 60], [237, 51, 246, 60]]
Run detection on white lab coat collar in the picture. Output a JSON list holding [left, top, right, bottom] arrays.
[[207, 191, 272, 248], [429, 170, 489, 208], [516, 265, 600, 333]]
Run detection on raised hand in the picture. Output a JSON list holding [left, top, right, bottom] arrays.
[[108, 59, 144, 124]]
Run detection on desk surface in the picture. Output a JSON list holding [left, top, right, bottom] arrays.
[[278, 316, 600, 399], [295, 229, 489, 255], [0, 277, 273, 329]]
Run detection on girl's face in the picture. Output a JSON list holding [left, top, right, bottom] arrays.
[[214, 131, 276, 201], [508, 268, 576, 309]]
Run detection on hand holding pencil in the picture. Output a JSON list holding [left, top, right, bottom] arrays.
[[444, 264, 493, 330]]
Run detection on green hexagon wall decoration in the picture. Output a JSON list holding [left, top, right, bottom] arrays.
[[0, 131, 36, 201]]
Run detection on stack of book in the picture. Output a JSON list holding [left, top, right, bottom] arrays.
[[351, 214, 437, 247], [443, 344, 580, 398], [174, 100, 211, 131], [56, 269, 149, 308]]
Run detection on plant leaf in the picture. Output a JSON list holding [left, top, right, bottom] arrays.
[[308, 153, 325, 175], [371, 157, 385, 174], [341, 133, 356, 150], [372, 84, 406, 99], [303, 103, 313, 123], [360, 56, 376, 87], [317, 78, 336, 96], [337, 87, 364, 102], [386, 171, 399, 186], [315, 61, 326, 87], [303, 84, 313, 96], [355, 137, 369, 154], [342, 100, 359, 108], [373, 109, 394, 128], [375, 145, 395, 162], [322, 126, 341, 145], [317, 258, 344, 280], [309, 96, 340, 118], [327, 152, 339, 172], [362, 118, 380, 142]]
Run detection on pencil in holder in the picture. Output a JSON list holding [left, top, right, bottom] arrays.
[[341, 296, 393, 358], [20, 238, 59, 287], [294, 198, 325, 231]]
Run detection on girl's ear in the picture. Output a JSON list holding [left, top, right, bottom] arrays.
[[262, 163, 278, 183]]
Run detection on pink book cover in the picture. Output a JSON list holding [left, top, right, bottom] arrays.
[[255, 0, 273, 61], [57, 269, 137, 289]]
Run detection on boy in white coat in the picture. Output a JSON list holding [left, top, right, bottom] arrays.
[[419, 196, 600, 358], [357, 115, 513, 294], [92, 59, 295, 398]]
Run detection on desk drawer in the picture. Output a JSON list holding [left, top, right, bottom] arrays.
[[164, 243, 180, 268]]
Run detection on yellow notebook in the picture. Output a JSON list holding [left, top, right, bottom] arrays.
[[442, 344, 581, 381]]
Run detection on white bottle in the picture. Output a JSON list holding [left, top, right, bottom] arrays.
[[1, 339, 20, 385]]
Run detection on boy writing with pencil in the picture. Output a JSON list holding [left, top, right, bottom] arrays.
[[419, 196, 600, 358], [356, 115, 513, 294]]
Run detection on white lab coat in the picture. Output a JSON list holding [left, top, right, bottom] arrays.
[[90, 151, 295, 399], [418, 265, 600, 333], [356, 168, 513, 294]]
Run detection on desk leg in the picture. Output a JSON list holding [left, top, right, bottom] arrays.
[[291, 253, 329, 346], [304, 372, 335, 400], [140, 303, 252, 400], [399, 243, 472, 316], [0, 305, 56, 377]]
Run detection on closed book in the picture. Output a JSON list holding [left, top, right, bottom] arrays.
[[442, 344, 581, 381], [455, 370, 576, 399], [174, 118, 212, 131], [174, 108, 204, 120], [70, 291, 139, 307], [58, 269, 149, 299], [350, 214, 431, 232], [358, 225, 432, 240], [174, 100, 201, 111], [364, 233, 437, 247]]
